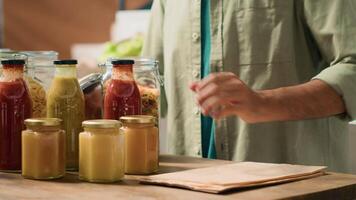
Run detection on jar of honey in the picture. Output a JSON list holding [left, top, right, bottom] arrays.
[[120, 115, 158, 174], [79, 120, 124, 183], [22, 118, 65, 180]]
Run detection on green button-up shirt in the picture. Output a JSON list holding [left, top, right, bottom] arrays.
[[142, 0, 356, 173]]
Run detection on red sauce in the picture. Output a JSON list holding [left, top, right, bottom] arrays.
[[104, 79, 141, 120], [0, 78, 32, 170]]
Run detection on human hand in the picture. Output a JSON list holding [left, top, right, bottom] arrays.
[[190, 72, 265, 123]]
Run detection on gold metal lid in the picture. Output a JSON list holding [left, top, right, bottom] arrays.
[[82, 120, 121, 129], [24, 118, 62, 127], [120, 115, 156, 124]]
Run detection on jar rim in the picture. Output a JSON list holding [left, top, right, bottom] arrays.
[[22, 51, 58, 57], [25, 118, 62, 127], [120, 115, 156, 124], [82, 120, 121, 129]]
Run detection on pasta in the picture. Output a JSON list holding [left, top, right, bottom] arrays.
[[25, 76, 47, 118]]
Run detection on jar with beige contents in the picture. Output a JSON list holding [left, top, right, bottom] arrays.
[[79, 120, 125, 183], [22, 118, 65, 180], [120, 115, 159, 175]]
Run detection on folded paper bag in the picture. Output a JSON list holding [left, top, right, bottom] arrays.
[[140, 162, 326, 193]]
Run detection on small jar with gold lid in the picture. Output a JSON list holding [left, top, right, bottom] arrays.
[[22, 118, 65, 180], [120, 115, 159, 175], [79, 120, 124, 183]]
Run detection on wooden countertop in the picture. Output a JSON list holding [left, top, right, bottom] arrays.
[[1, 155, 356, 200]]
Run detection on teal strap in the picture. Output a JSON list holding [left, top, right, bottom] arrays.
[[201, 0, 216, 159]]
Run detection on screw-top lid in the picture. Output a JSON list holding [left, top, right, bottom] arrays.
[[1, 59, 25, 65], [111, 59, 134, 65], [54, 59, 78, 65], [82, 120, 121, 129], [25, 118, 62, 127], [120, 115, 156, 124]]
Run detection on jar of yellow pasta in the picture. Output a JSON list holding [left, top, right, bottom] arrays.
[[79, 120, 124, 183], [23, 51, 58, 117], [120, 115, 159, 175]]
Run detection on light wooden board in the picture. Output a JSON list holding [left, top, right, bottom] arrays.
[[0, 155, 356, 200]]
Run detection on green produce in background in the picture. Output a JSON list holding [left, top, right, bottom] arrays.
[[100, 35, 144, 62]]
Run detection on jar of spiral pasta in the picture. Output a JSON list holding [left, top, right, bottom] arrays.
[[22, 51, 58, 118]]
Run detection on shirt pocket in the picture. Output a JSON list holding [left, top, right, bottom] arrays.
[[236, 0, 294, 65]]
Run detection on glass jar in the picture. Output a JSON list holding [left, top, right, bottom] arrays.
[[0, 59, 32, 171], [79, 120, 124, 183], [47, 59, 85, 170], [103, 59, 141, 120], [22, 51, 58, 91], [120, 115, 158, 175], [23, 51, 57, 118], [79, 73, 103, 120], [101, 58, 162, 125], [22, 118, 65, 180]]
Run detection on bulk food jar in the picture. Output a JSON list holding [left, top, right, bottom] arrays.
[[79, 120, 124, 183], [47, 59, 85, 170], [22, 51, 58, 117], [0, 59, 32, 171], [101, 58, 162, 124], [22, 118, 65, 180], [104, 59, 142, 120]]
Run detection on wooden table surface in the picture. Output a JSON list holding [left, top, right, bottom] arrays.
[[1, 155, 356, 200]]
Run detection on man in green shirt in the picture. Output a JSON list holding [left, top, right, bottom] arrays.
[[142, 0, 356, 173]]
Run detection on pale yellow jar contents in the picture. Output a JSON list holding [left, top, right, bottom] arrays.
[[120, 115, 158, 175], [79, 120, 124, 183], [22, 118, 65, 180]]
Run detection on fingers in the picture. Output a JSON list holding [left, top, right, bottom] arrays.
[[210, 105, 239, 119], [189, 82, 199, 92], [195, 72, 237, 92], [200, 95, 239, 116], [196, 78, 242, 105]]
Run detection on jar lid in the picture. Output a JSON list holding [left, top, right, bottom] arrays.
[[54, 59, 78, 65], [1, 59, 25, 65], [82, 120, 121, 129], [25, 118, 62, 127], [120, 115, 156, 124], [111, 59, 134, 65]]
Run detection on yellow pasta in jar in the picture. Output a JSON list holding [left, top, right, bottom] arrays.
[[25, 76, 47, 118]]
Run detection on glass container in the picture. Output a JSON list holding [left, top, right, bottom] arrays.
[[101, 58, 162, 125], [0, 59, 32, 171], [79, 73, 103, 120], [22, 118, 65, 180], [47, 59, 85, 170], [103, 59, 141, 120], [79, 120, 124, 183], [23, 51, 57, 118], [120, 115, 158, 175]]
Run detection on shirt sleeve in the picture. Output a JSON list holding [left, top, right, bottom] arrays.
[[142, 0, 167, 117], [303, 0, 356, 120]]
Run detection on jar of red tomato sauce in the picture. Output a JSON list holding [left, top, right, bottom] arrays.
[[0, 59, 32, 171], [104, 59, 141, 120]]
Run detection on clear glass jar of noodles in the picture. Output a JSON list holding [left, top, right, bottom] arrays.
[[23, 51, 58, 118], [79, 120, 124, 183], [22, 118, 65, 180], [120, 115, 158, 175]]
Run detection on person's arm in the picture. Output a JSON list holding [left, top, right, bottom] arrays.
[[190, 73, 345, 123], [191, 0, 356, 123]]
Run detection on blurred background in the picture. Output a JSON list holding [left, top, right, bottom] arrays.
[[1, 0, 152, 77]]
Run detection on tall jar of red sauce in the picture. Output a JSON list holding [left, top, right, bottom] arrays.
[[0, 59, 32, 171], [104, 59, 141, 120]]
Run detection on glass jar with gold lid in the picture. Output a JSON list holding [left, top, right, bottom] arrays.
[[120, 115, 158, 174], [22, 118, 65, 180], [79, 120, 124, 183]]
